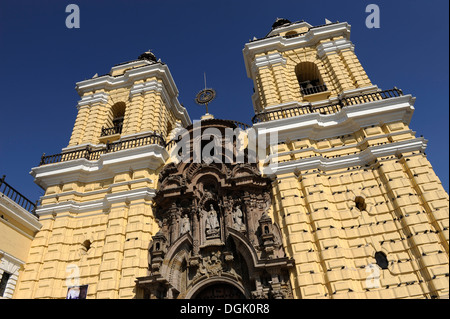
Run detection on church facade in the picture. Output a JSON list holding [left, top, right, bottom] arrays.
[[13, 18, 449, 299]]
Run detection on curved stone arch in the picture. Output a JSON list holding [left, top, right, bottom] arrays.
[[189, 165, 227, 185], [185, 275, 249, 299], [287, 54, 328, 73], [161, 233, 193, 292], [104, 101, 127, 131], [231, 164, 259, 179], [160, 174, 183, 190], [286, 54, 335, 97], [178, 162, 227, 186], [188, 170, 229, 199], [181, 162, 201, 183], [227, 228, 261, 275]]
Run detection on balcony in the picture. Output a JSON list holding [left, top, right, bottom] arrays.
[[252, 87, 404, 124], [300, 82, 328, 96], [39, 132, 166, 166], [0, 175, 36, 215], [101, 122, 123, 137]]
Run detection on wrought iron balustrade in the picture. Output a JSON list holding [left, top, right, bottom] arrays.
[[0, 175, 37, 215], [252, 87, 404, 124], [301, 83, 328, 96], [284, 31, 308, 39], [101, 123, 123, 137], [39, 132, 166, 166]]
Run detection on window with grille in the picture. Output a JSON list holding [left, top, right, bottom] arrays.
[[0, 272, 11, 297]]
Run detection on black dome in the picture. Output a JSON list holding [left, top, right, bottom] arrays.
[[271, 18, 291, 29], [138, 51, 157, 62]]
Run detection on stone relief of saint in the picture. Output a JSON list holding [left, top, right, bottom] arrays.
[[180, 214, 190, 235], [204, 204, 220, 237], [232, 205, 246, 231]]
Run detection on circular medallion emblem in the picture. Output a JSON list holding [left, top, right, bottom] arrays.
[[195, 88, 216, 105]]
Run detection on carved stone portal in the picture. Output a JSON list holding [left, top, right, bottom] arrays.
[[136, 119, 294, 299]]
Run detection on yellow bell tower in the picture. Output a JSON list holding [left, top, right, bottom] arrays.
[[244, 18, 449, 299], [14, 52, 191, 299], [68, 51, 190, 147]]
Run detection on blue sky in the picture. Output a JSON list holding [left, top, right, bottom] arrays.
[[0, 0, 448, 203]]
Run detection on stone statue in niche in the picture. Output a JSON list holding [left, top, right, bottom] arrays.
[[204, 204, 220, 238], [180, 214, 190, 235], [232, 205, 246, 231]]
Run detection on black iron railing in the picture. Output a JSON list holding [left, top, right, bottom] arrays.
[[249, 21, 342, 43], [284, 31, 308, 39], [40, 132, 166, 166], [101, 123, 123, 137], [301, 83, 328, 96], [0, 175, 37, 215], [252, 87, 404, 124]]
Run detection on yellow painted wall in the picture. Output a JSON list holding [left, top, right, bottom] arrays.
[[0, 213, 34, 263], [269, 129, 449, 298], [14, 169, 161, 299]]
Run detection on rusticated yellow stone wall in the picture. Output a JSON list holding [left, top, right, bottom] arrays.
[[270, 147, 449, 299], [14, 169, 161, 299]]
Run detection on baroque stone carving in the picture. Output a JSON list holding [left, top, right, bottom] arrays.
[[136, 119, 294, 299], [232, 205, 245, 231], [204, 204, 220, 238], [180, 214, 191, 235]]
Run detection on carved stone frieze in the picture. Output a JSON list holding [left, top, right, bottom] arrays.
[[136, 119, 294, 299]]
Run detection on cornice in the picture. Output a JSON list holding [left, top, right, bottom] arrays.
[[77, 92, 109, 108], [254, 95, 415, 142], [75, 63, 191, 127], [243, 22, 352, 78], [30, 144, 168, 189], [0, 249, 25, 267], [316, 38, 354, 58], [262, 137, 428, 177], [35, 187, 157, 217], [0, 196, 42, 234], [76, 63, 173, 95]]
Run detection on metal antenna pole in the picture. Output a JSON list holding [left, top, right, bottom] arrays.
[[204, 72, 208, 113]]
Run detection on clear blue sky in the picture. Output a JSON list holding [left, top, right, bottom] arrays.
[[0, 0, 448, 203]]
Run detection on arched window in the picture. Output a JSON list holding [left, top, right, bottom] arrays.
[[295, 62, 327, 95], [111, 102, 126, 133], [101, 102, 126, 136]]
